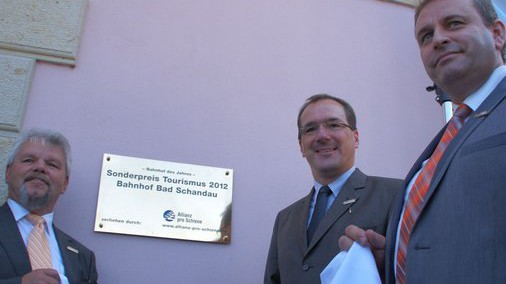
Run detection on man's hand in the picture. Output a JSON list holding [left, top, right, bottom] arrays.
[[21, 269, 60, 284], [339, 224, 386, 277]]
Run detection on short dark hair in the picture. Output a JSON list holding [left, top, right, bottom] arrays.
[[6, 128, 72, 177], [297, 94, 357, 140], [415, 0, 497, 25], [415, 0, 505, 62]]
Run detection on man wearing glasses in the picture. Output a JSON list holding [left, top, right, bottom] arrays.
[[264, 94, 402, 284]]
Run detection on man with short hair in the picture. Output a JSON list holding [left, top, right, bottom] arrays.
[[340, 0, 506, 283], [0, 128, 98, 284], [264, 94, 402, 284]]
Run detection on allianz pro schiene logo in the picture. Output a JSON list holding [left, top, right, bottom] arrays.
[[163, 210, 176, 222]]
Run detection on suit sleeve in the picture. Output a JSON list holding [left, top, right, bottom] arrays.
[[264, 213, 281, 284], [0, 277, 23, 284], [86, 250, 98, 284]]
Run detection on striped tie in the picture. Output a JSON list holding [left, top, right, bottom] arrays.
[[26, 214, 53, 269], [396, 104, 472, 283]]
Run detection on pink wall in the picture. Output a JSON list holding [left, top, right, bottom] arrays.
[[23, 0, 441, 283]]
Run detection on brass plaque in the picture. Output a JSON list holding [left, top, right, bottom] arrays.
[[94, 154, 233, 244]]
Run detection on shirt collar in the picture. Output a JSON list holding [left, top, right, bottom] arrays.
[[7, 198, 54, 226], [314, 167, 356, 196], [464, 65, 506, 111]]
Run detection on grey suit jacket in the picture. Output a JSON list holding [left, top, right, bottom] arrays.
[[0, 203, 98, 284], [384, 78, 506, 284], [265, 168, 402, 284]]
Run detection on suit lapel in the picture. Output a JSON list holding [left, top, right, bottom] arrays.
[[421, 78, 506, 213], [297, 191, 313, 254], [406, 129, 444, 185], [305, 169, 365, 253], [385, 78, 506, 283], [0, 203, 32, 276], [383, 139, 444, 282], [54, 227, 80, 283]]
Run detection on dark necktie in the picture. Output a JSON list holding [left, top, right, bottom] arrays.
[[307, 186, 331, 244], [396, 104, 472, 283]]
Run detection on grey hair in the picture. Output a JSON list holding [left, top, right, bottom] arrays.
[[6, 128, 72, 177]]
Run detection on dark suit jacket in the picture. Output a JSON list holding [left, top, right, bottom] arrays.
[[0, 203, 98, 284], [264, 168, 402, 284], [384, 78, 506, 284]]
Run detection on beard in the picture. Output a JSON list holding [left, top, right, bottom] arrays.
[[18, 184, 50, 211]]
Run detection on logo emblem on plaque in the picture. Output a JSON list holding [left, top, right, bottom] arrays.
[[163, 210, 176, 222]]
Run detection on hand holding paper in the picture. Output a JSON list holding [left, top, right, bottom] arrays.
[[320, 242, 381, 284]]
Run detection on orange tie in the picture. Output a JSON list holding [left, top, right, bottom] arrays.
[[396, 104, 472, 283], [26, 214, 53, 269]]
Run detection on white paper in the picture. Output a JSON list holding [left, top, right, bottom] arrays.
[[321, 242, 381, 284]]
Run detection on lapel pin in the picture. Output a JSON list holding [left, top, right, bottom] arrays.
[[343, 198, 357, 214], [342, 199, 356, 205], [67, 246, 79, 254], [474, 111, 489, 118]]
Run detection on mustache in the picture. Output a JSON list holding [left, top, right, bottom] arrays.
[[25, 173, 50, 185]]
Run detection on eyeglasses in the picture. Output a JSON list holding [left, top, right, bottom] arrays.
[[299, 119, 353, 136]]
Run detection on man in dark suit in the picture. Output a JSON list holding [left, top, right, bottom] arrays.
[[0, 128, 98, 284], [264, 94, 402, 284], [339, 0, 506, 283]]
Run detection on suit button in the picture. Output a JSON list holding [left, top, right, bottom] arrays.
[[303, 264, 310, 271]]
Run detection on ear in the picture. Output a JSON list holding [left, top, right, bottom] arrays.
[[299, 139, 306, 158], [354, 130, 360, 149], [5, 166, 11, 184], [492, 20, 506, 58], [61, 176, 69, 195], [5, 167, 10, 182]]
